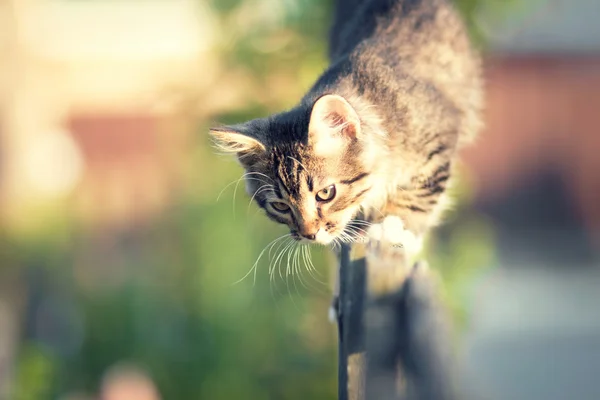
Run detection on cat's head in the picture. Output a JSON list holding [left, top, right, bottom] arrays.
[[210, 94, 378, 245]]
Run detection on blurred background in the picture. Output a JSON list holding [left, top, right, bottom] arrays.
[[0, 0, 599, 399]]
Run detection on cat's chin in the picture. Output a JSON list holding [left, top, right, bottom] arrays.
[[315, 230, 334, 245], [298, 231, 334, 245], [291, 229, 335, 245]]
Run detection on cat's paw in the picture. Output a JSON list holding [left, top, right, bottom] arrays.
[[366, 216, 421, 259], [364, 216, 424, 295]]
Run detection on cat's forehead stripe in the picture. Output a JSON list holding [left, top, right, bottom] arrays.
[[276, 153, 304, 198], [340, 172, 370, 185], [279, 172, 298, 198], [306, 175, 314, 192], [276, 177, 290, 197]]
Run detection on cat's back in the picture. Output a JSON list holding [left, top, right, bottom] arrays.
[[330, 0, 483, 144], [332, 0, 476, 75]]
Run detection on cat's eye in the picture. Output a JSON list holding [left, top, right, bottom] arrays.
[[316, 185, 336, 202], [270, 201, 290, 212]]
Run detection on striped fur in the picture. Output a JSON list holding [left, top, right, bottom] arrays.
[[210, 0, 482, 245]]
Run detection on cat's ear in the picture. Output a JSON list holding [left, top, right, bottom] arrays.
[[308, 94, 361, 155], [209, 121, 266, 164]]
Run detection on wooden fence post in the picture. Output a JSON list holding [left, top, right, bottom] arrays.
[[336, 234, 457, 400]]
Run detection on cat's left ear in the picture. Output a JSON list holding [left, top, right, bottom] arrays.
[[308, 94, 361, 155], [209, 120, 266, 165]]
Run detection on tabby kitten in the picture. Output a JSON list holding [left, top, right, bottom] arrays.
[[210, 0, 482, 248]]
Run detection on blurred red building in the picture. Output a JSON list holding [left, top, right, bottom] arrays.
[[462, 0, 600, 248]]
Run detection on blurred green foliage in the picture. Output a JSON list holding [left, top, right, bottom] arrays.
[[1, 0, 516, 399]]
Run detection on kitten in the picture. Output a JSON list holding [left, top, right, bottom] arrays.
[[210, 0, 482, 249]]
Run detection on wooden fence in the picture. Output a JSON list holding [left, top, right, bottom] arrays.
[[336, 239, 458, 400]]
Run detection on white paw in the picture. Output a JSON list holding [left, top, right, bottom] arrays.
[[367, 216, 422, 255], [381, 216, 407, 245], [365, 216, 426, 294]]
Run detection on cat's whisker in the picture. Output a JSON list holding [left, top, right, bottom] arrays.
[[292, 245, 300, 281], [287, 156, 307, 171], [347, 225, 369, 235], [281, 242, 299, 305], [347, 222, 369, 231], [247, 184, 274, 212], [292, 245, 308, 294], [343, 229, 362, 243], [300, 246, 313, 284], [275, 240, 295, 283], [241, 171, 272, 179], [295, 245, 315, 293], [301, 245, 329, 291], [351, 229, 366, 240], [339, 231, 357, 244], [348, 221, 372, 227], [306, 246, 326, 281], [243, 171, 273, 182], [269, 236, 288, 265], [270, 238, 293, 279], [286, 242, 295, 279], [330, 237, 341, 251], [270, 239, 293, 303], [370, 205, 386, 219], [269, 235, 287, 261], [216, 176, 266, 202], [345, 225, 369, 241], [269, 247, 279, 283], [230, 233, 290, 287], [301, 246, 320, 288], [231, 172, 274, 217], [269, 237, 288, 288], [302, 245, 319, 279], [350, 219, 373, 226], [259, 234, 292, 284], [285, 244, 293, 292], [348, 222, 372, 239], [231, 176, 248, 218], [337, 231, 349, 243], [268, 239, 289, 302]]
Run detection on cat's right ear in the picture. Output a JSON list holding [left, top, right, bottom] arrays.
[[308, 94, 361, 156], [209, 121, 266, 164]]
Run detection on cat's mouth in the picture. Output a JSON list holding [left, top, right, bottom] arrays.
[[292, 226, 369, 246], [291, 229, 335, 245]]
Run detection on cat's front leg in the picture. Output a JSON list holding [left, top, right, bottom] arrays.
[[328, 215, 423, 322], [365, 216, 424, 294], [366, 216, 423, 260], [369, 159, 454, 238]]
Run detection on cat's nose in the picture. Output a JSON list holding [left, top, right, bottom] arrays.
[[298, 227, 317, 240], [302, 233, 316, 240]]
